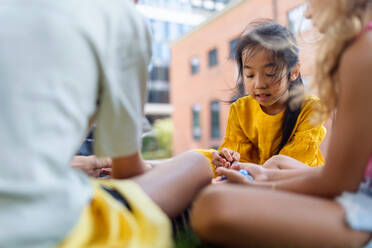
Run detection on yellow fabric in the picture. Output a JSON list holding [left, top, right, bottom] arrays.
[[58, 179, 172, 248], [197, 95, 326, 176]]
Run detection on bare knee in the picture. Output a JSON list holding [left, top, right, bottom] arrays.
[[178, 150, 214, 179], [190, 186, 232, 243], [183, 150, 211, 167]]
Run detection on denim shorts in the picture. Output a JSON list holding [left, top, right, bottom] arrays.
[[336, 180, 372, 248]]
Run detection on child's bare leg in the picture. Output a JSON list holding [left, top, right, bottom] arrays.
[[132, 151, 213, 218], [191, 185, 371, 248]]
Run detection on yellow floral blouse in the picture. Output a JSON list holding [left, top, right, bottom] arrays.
[[197, 95, 326, 173]]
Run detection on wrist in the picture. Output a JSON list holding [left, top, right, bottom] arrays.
[[111, 153, 146, 179], [71, 156, 89, 169], [271, 182, 276, 191], [266, 168, 277, 181]]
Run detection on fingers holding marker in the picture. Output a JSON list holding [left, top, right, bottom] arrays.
[[217, 166, 254, 183]]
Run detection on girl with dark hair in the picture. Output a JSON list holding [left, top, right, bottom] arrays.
[[197, 22, 326, 175]]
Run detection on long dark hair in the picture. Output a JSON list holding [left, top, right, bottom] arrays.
[[234, 22, 304, 153]]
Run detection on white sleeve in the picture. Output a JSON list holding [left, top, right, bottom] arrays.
[[94, 4, 152, 158]]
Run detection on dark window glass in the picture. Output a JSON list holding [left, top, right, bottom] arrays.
[[190, 57, 200, 74], [229, 38, 239, 59], [150, 65, 169, 81], [147, 89, 169, 103], [192, 105, 201, 140], [210, 101, 220, 139], [208, 48, 218, 67]]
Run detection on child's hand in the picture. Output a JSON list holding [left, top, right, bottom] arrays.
[[230, 162, 271, 182], [71, 156, 112, 178], [215, 167, 252, 185], [212, 148, 240, 168], [100, 168, 112, 175], [211, 176, 227, 185]]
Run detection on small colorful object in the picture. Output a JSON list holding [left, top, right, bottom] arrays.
[[221, 169, 254, 181]]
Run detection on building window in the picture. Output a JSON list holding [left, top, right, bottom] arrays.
[[147, 76, 170, 104], [210, 101, 220, 139], [177, 23, 184, 36], [164, 21, 170, 39], [190, 57, 200, 74], [152, 20, 165, 41], [161, 44, 170, 61], [150, 65, 169, 82], [169, 22, 180, 41], [192, 105, 201, 140], [208, 48, 218, 67], [147, 88, 169, 103], [229, 38, 239, 59], [288, 3, 312, 34], [152, 42, 162, 61]]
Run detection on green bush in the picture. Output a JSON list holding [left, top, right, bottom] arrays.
[[142, 118, 173, 160]]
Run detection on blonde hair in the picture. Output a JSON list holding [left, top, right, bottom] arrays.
[[313, 0, 371, 118]]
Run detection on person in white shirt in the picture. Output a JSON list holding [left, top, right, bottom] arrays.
[[0, 0, 212, 247]]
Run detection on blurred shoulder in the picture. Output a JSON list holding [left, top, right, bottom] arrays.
[[301, 94, 321, 111], [339, 30, 372, 90]]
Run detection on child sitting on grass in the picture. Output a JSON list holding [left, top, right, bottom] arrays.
[[197, 22, 326, 175]]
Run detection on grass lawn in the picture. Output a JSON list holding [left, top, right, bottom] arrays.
[[174, 227, 219, 248]]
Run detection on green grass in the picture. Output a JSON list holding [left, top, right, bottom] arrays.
[[174, 227, 219, 248]]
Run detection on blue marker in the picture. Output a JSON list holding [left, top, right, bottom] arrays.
[[238, 169, 254, 181], [221, 169, 254, 181]]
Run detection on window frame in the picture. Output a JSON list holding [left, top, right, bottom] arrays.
[[208, 48, 218, 67], [210, 100, 220, 139], [190, 56, 200, 75], [229, 37, 239, 59], [192, 104, 202, 140]]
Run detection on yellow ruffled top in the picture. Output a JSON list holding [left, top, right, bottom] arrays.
[[197, 95, 326, 174]]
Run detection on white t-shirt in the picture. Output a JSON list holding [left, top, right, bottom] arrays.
[[0, 0, 151, 247]]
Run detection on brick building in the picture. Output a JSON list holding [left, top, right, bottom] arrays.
[[170, 0, 331, 156], [136, 0, 231, 124]]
